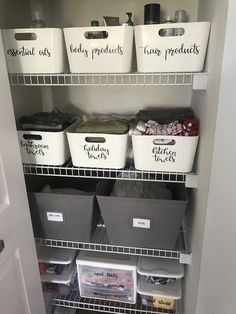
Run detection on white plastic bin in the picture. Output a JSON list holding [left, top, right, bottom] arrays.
[[134, 22, 210, 72], [18, 125, 72, 165], [137, 277, 182, 310], [67, 122, 129, 169], [76, 251, 137, 304], [132, 134, 199, 172], [137, 257, 184, 310], [1, 28, 65, 73], [63, 26, 133, 73]]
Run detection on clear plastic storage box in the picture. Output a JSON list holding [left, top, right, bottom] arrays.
[[76, 251, 137, 304], [137, 257, 184, 310], [137, 277, 182, 310]]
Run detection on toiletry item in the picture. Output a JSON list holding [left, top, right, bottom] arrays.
[[175, 10, 187, 23], [31, 9, 46, 28], [103, 16, 120, 26], [144, 3, 161, 25], [125, 12, 134, 26], [160, 16, 174, 36], [87, 20, 104, 39], [174, 10, 187, 36], [91, 20, 99, 27]]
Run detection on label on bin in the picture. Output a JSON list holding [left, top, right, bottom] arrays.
[[46, 211, 63, 222], [133, 218, 150, 229], [153, 297, 174, 310]]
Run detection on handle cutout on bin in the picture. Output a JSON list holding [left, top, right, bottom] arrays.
[[0, 239, 5, 254], [23, 134, 42, 141], [153, 139, 176, 146], [84, 31, 108, 39], [15, 33, 37, 41], [85, 137, 106, 143], [158, 28, 185, 37]]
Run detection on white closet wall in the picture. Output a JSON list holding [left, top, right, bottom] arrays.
[[0, 0, 44, 120], [195, 0, 236, 313], [0, 0, 30, 28], [184, 0, 229, 313], [51, 86, 192, 115]]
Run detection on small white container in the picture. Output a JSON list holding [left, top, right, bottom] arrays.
[[67, 122, 129, 169], [76, 251, 137, 304], [137, 257, 184, 279], [37, 247, 78, 265], [135, 22, 210, 72], [137, 277, 182, 310], [38, 247, 78, 285], [1, 28, 65, 73], [132, 134, 199, 172], [137, 257, 184, 310], [63, 26, 133, 73], [40, 263, 76, 285], [18, 125, 72, 165]]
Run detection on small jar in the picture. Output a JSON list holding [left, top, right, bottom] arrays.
[[144, 3, 161, 24], [174, 10, 187, 36]]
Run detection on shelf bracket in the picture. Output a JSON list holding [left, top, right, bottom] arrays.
[[180, 252, 192, 264], [193, 72, 208, 90], [185, 173, 198, 188]]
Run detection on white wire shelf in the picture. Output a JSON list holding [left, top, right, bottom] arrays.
[[35, 225, 191, 264], [23, 159, 198, 188], [8, 72, 208, 89], [53, 292, 183, 314]]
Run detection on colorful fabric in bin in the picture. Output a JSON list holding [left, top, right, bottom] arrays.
[[131, 108, 199, 137], [137, 108, 194, 124]]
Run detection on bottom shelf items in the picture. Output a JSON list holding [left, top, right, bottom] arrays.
[[53, 292, 183, 314]]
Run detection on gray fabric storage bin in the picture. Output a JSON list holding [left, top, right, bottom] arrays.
[[97, 181, 188, 249], [26, 176, 100, 242]]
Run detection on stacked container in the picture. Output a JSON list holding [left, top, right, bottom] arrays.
[[37, 246, 78, 294], [137, 257, 184, 310], [76, 251, 137, 304]]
